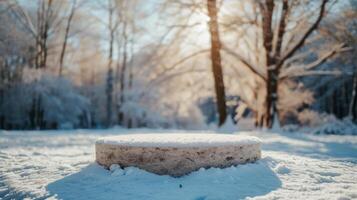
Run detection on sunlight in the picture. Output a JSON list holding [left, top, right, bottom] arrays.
[[185, 11, 211, 49]]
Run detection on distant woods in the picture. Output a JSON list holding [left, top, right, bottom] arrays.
[[0, 0, 356, 130]]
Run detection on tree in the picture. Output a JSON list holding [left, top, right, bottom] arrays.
[[11, 0, 58, 69], [115, 0, 129, 126], [317, 0, 357, 121], [105, 0, 120, 127], [260, 0, 328, 127], [222, 0, 349, 128], [59, 0, 77, 76], [207, 0, 227, 126], [9, 0, 61, 128], [159, 0, 228, 126]]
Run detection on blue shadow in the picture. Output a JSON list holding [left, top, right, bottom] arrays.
[[47, 161, 281, 200], [261, 132, 357, 162]]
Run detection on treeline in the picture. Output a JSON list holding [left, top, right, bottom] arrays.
[[0, 0, 356, 130]]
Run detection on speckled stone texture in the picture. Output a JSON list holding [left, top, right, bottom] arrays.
[[96, 141, 261, 177]]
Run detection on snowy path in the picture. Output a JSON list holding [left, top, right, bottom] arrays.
[[0, 129, 356, 200]]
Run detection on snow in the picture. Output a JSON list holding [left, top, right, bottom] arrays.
[[217, 117, 238, 133], [0, 129, 357, 200], [313, 118, 357, 135], [96, 133, 260, 147], [273, 163, 291, 174]]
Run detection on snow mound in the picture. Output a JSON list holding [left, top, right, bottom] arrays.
[[274, 164, 291, 174], [109, 164, 124, 176], [313, 118, 357, 135], [96, 133, 261, 148]]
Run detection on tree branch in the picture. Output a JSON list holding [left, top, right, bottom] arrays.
[[304, 44, 351, 70], [222, 45, 267, 81], [273, 0, 289, 58], [279, 0, 328, 66], [280, 70, 341, 80], [144, 49, 210, 86]]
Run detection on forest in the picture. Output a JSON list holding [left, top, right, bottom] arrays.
[[0, 0, 356, 131], [1, 1, 357, 200]]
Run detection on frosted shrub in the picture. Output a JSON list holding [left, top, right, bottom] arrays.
[[118, 99, 205, 129], [314, 118, 357, 135], [119, 100, 167, 128], [172, 104, 206, 129], [298, 110, 324, 127], [0, 72, 90, 129]]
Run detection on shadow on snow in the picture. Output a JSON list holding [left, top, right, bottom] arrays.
[[47, 160, 281, 200], [259, 132, 357, 162]]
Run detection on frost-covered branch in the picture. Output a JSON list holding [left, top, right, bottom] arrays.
[[281, 43, 351, 80], [222, 44, 266, 81], [9, 0, 37, 37], [278, 0, 328, 67], [280, 70, 341, 80], [304, 44, 351, 70]]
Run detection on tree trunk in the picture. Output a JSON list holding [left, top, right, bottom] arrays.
[[333, 91, 338, 116], [29, 93, 43, 129], [0, 88, 3, 129], [265, 71, 278, 128], [106, 3, 115, 127], [260, 0, 276, 128], [106, 67, 114, 127], [59, 0, 76, 76], [207, 0, 227, 126], [349, 72, 357, 121], [117, 21, 128, 126]]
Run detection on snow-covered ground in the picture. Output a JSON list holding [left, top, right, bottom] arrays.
[[0, 128, 356, 200]]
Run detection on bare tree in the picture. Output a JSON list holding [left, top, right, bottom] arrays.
[[320, 0, 357, 121], [34, 0, 55, 69], [9, 0, 64, 128], [116, 6, 128, 126], [207, 0, 227, 126], [105, 0, 119, 127], [59, 0, 77, 76], [223, 0, 349, 128]]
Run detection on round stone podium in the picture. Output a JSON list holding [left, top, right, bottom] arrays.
[[96, 133, 261, 177]]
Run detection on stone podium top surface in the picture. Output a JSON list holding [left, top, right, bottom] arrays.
[[96, 133, 261, 148]]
